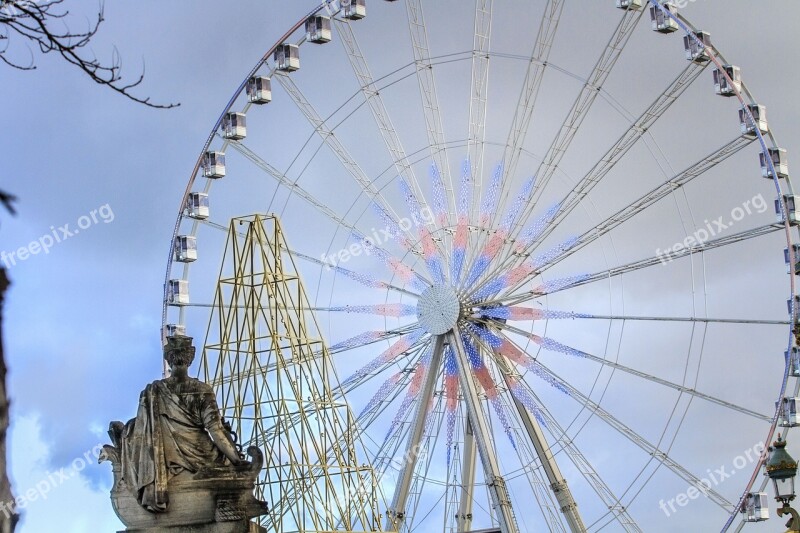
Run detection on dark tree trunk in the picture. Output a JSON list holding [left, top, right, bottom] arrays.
[[0, 269, 16, 532]]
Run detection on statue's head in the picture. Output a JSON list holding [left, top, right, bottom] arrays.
[[164, 335, 196, 368]]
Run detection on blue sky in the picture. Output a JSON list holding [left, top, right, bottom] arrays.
[[1, 1, 800, 532]]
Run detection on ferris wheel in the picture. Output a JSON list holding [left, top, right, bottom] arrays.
[[162, 1, 799, 531]]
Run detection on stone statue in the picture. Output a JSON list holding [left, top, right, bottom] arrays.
[[101, 335, 269, 532]]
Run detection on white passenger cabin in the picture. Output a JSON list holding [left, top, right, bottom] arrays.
[[168, 279, 189, 305], [649, 3, 678, 33], [275, 44, 300, 72], [742, 492, 769, 522], [616, 0, 642, 10], [776, 195, 800, 225], [785, 244, 800, 275], [761, 147, 788, 179], [222, 112, 246, 140], [683, 31, 711, 62], [187, 192, 209, 220], [174, 235, 197, 263], [789, 346, 800, 378], [246, 76, 272, 104], [712, 65, 741, 97], [342, 0, 366, 20], [306, 15, 332, 43], [778, 396, 800, 427], [739, 104, 768, 137], [162, 324, 186, 339], [202, 151, 225, 178]]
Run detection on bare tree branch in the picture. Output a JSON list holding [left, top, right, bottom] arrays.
[[0, 192, 16, 216], [0, 0, 178, 108]]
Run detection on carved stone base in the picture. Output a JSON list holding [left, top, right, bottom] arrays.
[[121, 519, 266, 532], [102, 445, 268, 531]]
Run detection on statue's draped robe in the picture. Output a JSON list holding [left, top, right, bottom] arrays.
[[121, 378, 228, 512]]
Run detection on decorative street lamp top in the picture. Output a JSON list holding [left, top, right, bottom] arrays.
[[768, 434, 799, 481]]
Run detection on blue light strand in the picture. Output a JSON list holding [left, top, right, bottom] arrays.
[[533, 274, 591, 295], [499, 176, 536, 231], [479, 163, 503, 225], [516, 202, 561, 249], [358, 372, 402, 419], [341, 329, 426, 388], [457, 159, 473, 216], [429, 164, 449, 225]]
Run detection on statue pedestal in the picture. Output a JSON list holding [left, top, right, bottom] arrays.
[[120, 520, 266, 532], [102, 445, 269, 532]]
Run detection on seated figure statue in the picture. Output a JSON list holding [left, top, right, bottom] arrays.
[[102, 335, 268, 531]]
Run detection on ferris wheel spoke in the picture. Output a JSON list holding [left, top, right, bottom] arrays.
[[452, 330, 521, 533], [372, 401, 417, 477], [466, 0, 494, 222], [478, 163, 503, 227], [208, 329, 420, 391], [495, 393, 570, 533], [514, 7, 643, 235], [474, 217, 578, 299], [469, 236, 578, 301], [329, 327, 416, 352], [500, 0, 565, 194], [533, 135, 756, 276], [398, 178, 447, 283], [341, 329, 428, 388], [451, 161, 474, 284], [331, 18, 435, 232], [466, 176, 539, 291], [224, 140, 424, 283], [461, 165, 507, 287], [289, 246, 421, 297], [479, 306, 588, 321], [327, 303, 418, 317], [226, 140, 358, 230], [405, 394, 448, 532], [463, 326, 591, 532], [353, 352, 428, 441], [530, 359, 735, 510], [456, 417, 479, 532], [271, 73, 422, 247], [508, 375, 643, 532], [365, 242, 431, 292], [404, 0, 456, 223], [512, 202, 561, 254], [429, 164, 451, 228], [356, 370, 408, 421], [460, 328, 517, 448], [496, 322, 771, 422], [558, 314, 790, 326], [387, 335, 446, 531], [538, 223, 783, 295], [511, 59, 708, 251]]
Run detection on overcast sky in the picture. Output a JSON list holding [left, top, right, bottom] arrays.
[[2, 1, 800, 532]]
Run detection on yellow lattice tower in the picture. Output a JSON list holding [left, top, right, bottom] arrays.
[[200, 214, 387, 532]]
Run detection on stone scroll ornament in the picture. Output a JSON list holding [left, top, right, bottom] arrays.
[[100, 335, 269, 532]]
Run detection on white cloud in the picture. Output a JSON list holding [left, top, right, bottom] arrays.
[[9, 414, 123, 533]]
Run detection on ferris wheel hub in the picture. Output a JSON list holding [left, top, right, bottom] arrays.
[[416, 284, 461, 335]]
